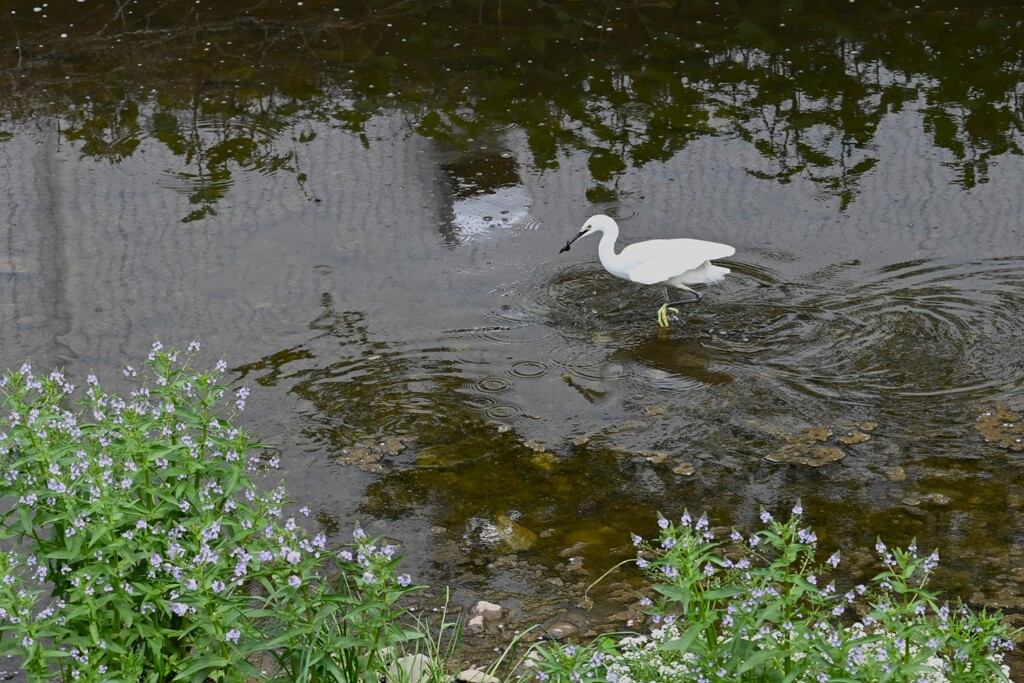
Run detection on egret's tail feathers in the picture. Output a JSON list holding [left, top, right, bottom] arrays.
[[671, 261, 731, 287], [705, 263, 731, 283]]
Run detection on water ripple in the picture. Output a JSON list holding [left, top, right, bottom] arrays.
[[711, 256, 1024, 406]]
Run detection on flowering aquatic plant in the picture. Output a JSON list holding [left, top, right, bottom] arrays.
[[0, 342, 423, 682], [528, 504, 1018, 683]]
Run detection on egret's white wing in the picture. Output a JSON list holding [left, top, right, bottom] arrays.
[[623, 239, 735, 285]]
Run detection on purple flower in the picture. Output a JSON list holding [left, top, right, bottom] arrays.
[[171, 602, 189, 617], [657, 516, 669, 530], [759, 510, 772, 524], [362, 571, 376, 584], [288, 575, 301, 588], [397, 574, 412, 587], [225, 628, 241, 644]]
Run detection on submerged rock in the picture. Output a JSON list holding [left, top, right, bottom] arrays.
[[902, 492, 953, 507], [495, 514, 538, 551], [768, 445, 845, 467], [884, 466, 907, 481], [335, 435, 407, 471], [976, 404, 1024, 452], [839, 430, 871, 445], [336, 445, 384, 472], [642, 451, 669, 464], [672, 462, 696, 476], [530, 452, 558, 470]]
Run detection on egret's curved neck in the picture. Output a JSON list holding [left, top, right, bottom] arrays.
[[597, 227, 620, 269]]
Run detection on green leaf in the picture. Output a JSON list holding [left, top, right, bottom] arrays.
[[659, 621, 708, 656], [735, 645, 776, 674]]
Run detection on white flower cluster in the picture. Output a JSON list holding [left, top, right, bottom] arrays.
[[602, 621, 1011, 683], [604, 624, 700, 683]]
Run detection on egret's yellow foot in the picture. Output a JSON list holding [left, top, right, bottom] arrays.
[[657, 304, 679, 328]]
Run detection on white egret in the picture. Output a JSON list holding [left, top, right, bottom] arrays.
[[559, 214, 735, 327]]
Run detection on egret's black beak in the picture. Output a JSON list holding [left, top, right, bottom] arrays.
[[559, 230, 586, 254]]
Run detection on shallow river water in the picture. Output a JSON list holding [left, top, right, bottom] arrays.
[[3, 0, 1024, 659]]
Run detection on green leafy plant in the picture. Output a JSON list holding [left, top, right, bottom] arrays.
[[527, 505, 1018, 683], [0, 342, 423, 683]]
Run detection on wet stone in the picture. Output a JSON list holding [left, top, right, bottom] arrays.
[[379, 436, 406, 455], [839, 430, 871, 445], [767, 444, 845, 467], [544, 620, 580, 641], [472, 600, 503, 621], [644, 404, 668, 416], [790, 426, 833, 443], [335, 445, 384, 472], [457, 669, 499, 683], [559, 541, 589, 558], [386, 654, 434, 683], [465, 614, 485, 634], [857, 421, 878, 432], [976, 404, 1024, 451], [642, 451, 668, 464], [565, 556, 586, 573], [495, 514, 537, 551], [530, 452, 558, 469], [672, 462, 696, 476], [901, 492, 953, 507], [884, 466, 907, 481]]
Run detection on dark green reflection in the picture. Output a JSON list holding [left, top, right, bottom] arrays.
[[3, 1, 1023, 216]]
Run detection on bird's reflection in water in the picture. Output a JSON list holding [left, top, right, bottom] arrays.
[[622, 336, 734, 387]]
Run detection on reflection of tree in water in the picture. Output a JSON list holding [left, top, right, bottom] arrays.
[[2, 0, 1024, 212]]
